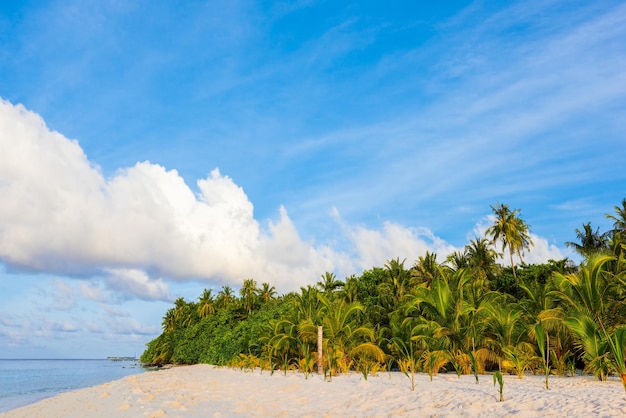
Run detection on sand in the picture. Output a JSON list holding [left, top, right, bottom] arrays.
[[1, 365, 625, 417]]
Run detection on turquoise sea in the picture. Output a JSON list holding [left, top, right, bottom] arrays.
[[0, 359, 147, 413]]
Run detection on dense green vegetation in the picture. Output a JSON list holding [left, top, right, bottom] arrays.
[[141, 200, 626, 389]]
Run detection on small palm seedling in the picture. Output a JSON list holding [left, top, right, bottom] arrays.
[[468, 350, 480, 384], [493, 371, 504, 402]]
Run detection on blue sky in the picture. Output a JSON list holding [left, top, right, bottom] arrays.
[[0, 0, 625, 358]]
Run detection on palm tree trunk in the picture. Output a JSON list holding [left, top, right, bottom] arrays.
[[509, 248, 517, 281], [545, 330, 550, 389], [317, 326, 323, 375]]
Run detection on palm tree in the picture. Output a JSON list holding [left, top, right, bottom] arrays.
[[404, 268, 471, 353], [162, 307, 177, 332], [607, 326, 626, 390], [388, 319, 423, 390], [551, 254, 619, 380], [486, 203, 533, 281], [304, 294, 384, 377], [169, 297, 196, 329], [267, 318, 300, 374], [317, 272, 344, 294], [480, 298, 527, 372], [258, 282, 277, 302], [565, 314, 611, 381], [240, 278, 258, 314], [340, 275, 360, 303], [446, 250, 469, 271], [606, 199, 626, 267], [411, 251, 442, 286], [565, 222, 609, 259], [606, 198, 626, 240], [292, 286, 322, 325], [466, 237, 499, 283], [197, 289, 216, 318], [551, 254, 615, 325], [216, 285, 236, 309], [379, 258, 411, 308]]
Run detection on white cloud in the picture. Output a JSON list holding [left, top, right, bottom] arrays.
[[104, 269, 172, 302], [0, 99, 570, 298], [1, 99, 456, 293], [334, 208, 460, 272], [524, 234, 565, 265]]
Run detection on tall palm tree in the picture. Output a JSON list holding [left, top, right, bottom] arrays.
[[216, 285, 236, 309], [159, 297, 197, 332], [197, 289, 216, 318], [240, 278, 258, 314], [292, 285, 322, 324], [466, 237, 499, 283], [411, 252, 442, 286], [565, 222, 609, 259], [446, 250, 469, 271], [162, 307, 177, 332], [317, 272, 344, 294], [340, 275, 360, 303], [258, 282, 277, 302], [379, 258, 411, 308], [486, 203, 533, 281]]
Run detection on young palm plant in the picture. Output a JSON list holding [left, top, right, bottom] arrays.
[[533, 321, 551, 389], [302, 294, 384, 378], [552, 255, 617, 380], [606, 326, 626, 391], [564, 314, 611, 381], [390, 335, 422, 391], [493, 370, 505, 402]]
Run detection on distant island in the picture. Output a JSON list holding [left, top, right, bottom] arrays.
[[107, 356, 137, 362]]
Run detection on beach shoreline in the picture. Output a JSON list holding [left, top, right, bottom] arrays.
[[2, 364, 625, 417]]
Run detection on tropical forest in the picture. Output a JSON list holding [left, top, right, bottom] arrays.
[[141, 200, 626, 390]]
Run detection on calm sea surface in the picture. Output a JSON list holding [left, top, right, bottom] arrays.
[[0, 359, 148, 413]]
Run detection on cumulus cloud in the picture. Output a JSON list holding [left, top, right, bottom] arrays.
[[344, 221, 459, 269], [104, 269, 172, 302], [0, 99, 432, 292], [0, 99, 566, 297], [0, 99, 282, 287]]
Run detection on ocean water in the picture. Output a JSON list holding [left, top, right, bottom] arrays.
[[0, 359, 147, 413]]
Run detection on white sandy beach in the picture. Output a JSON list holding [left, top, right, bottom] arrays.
[[1, 365, 625, 418]]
